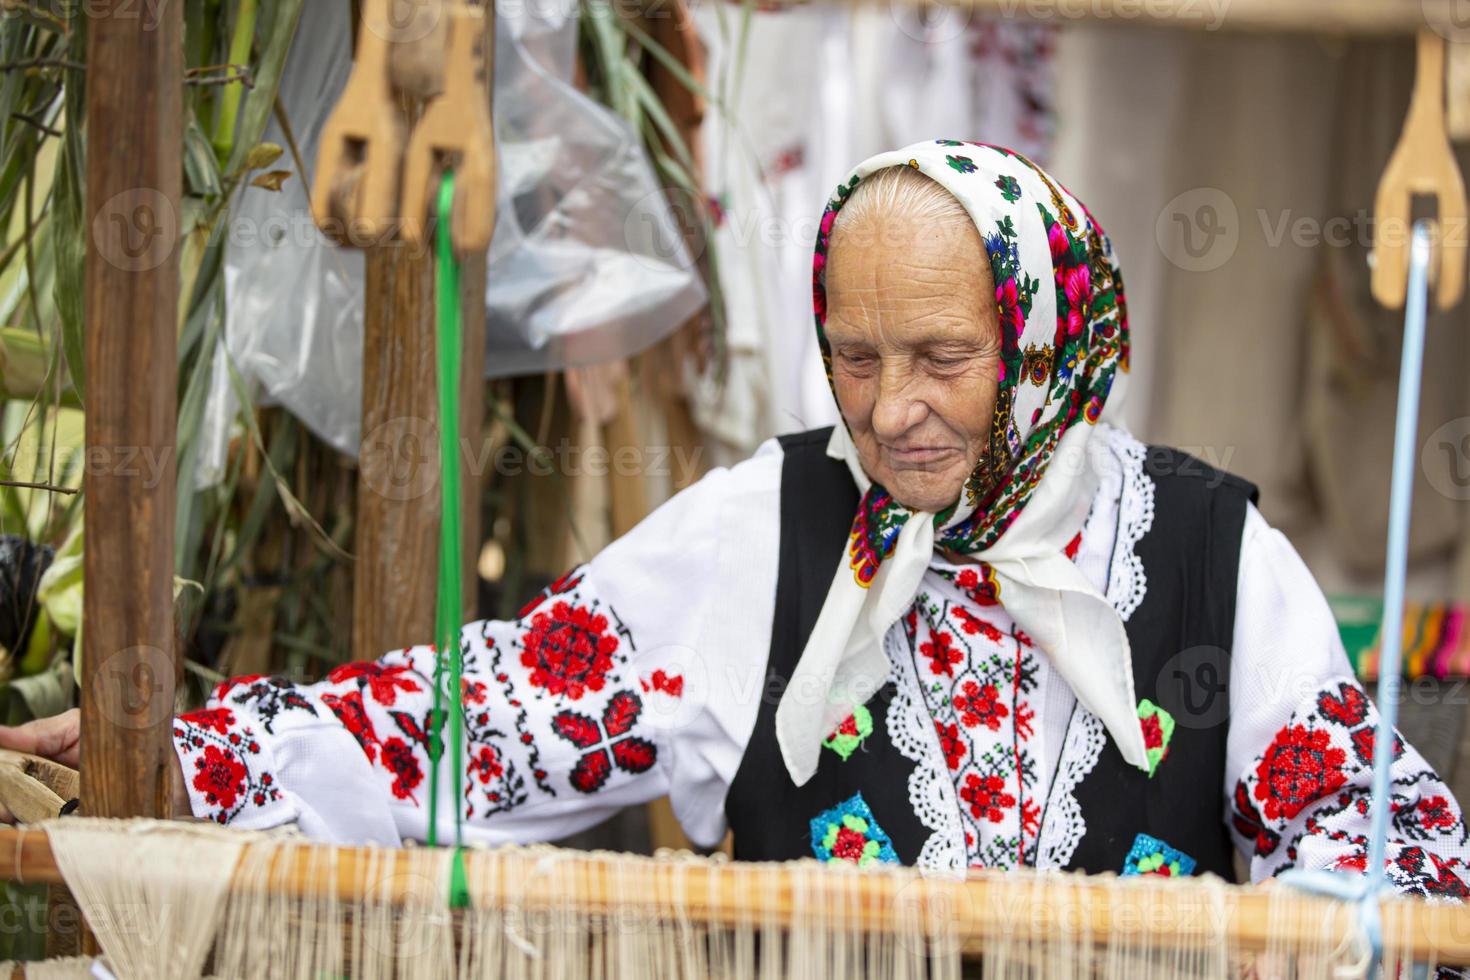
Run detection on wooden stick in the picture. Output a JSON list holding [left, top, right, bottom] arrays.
[[3, 827, 1470, 962], [81, 0, 182, 822], [0, 751, 77, 824]]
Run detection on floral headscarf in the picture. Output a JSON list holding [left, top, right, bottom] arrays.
[[776, 140, 1148, 786]]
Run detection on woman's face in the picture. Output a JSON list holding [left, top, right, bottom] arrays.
[[824, 214, 1001, 513]]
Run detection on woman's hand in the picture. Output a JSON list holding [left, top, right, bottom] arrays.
[[0, 708, 192, 822], [0, 707, 80, 768]]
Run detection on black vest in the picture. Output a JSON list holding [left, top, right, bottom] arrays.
[[725, 427, 1257, 877]]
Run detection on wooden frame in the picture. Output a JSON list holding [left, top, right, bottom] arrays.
[[17, 0, 1470, 974], [3, 826, 1470, 962]]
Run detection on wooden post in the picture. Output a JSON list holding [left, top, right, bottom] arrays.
[[354, 240, 439, 657], [80, 0, 182, 819], [353, 5, 492, 659]]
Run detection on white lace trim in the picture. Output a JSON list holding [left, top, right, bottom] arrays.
[[1104, 425, 1155, 624], [1034, 705, 1106, 869], [889, 424, 1157, 871], [1025, 425, 1154, 869], [884, 627, 966, 871]]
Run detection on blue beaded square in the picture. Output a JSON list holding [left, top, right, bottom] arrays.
[[1122, 832, 1197, 877], [809, 793, 900, 867]]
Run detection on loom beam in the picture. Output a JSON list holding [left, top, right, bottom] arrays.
[[3, 827, 1470, 964]]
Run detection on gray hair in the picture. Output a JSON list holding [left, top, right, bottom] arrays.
[[829, 165, 972, 243]]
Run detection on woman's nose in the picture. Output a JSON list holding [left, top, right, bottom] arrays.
[[870, 367, 925, 438]]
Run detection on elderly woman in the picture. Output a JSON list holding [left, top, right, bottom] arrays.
[[5, 141, 1468, 891]]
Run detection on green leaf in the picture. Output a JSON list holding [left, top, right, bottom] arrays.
[[183, 116, 224, 198], [241, 141, 284, 172], [222, 0, 305, 177]]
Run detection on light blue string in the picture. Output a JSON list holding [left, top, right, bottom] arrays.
[[1279, 220, 1435, 972]]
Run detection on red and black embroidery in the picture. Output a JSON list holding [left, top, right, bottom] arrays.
[[950, 564, 1000, 606], [459, 658, 530, 818], [1316, 682, 1369, 727], [1388, 846, 1470, 898], [639, 669, 684, 698], [327, 661, 423, 707], [321, 680, 433, 804], [519, 600, 622, 700], [173, 708, 280, 824], [1253, 724, 1347, 822], [1230, 782, 1281, 857], [214, 675, 318, 735], [482, 628, 556, 797], [1231, 678, 1470, 894], [920, 629, 962, 677], [321, 690, 381, 762], [517, 567, 585, 619], [1349, 726, 1404, 768], [551, 689, 658, 794]]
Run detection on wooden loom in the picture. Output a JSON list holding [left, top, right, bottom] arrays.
[[0, 1, 1469, 977]]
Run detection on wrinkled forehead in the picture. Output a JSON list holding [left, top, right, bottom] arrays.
[[823, 219, 994, 348]]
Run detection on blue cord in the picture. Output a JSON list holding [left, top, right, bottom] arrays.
[[1279, 220, 1435, 971]]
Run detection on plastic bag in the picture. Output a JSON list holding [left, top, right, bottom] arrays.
[[196, 0, 704, 482]]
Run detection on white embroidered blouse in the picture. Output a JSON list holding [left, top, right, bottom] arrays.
[[170, 424, 1470, 895]]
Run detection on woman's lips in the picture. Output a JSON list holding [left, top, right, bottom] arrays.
[[883, 446, 959, 467]]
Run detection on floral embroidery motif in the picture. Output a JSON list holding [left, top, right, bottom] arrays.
[[920, 630, 963, 677], [520, 600, 621, 700], [327, 661, 422, 706], [1136, 699, 1174, 777], [457, 651, 528, 819], [552, 689, 658, 793], [823, 705, 873, 761], [212, 675, 317, 734], [896, 584, 1043, 870], [945, 154, 978, 174], [995, 174, 1022, 202], [1123, 833, 1196, 877], [1230, 678, 1470, 895], [1254, 724, 1347, 822], [810, 793, 900, 867], [951, 564, 1001, 606], [961, 773, 1016, 824], [321, 690, 379, 761], [173, 708, 280, 824], [319, 659, 436, 805], [955, 680, 1009, 731]]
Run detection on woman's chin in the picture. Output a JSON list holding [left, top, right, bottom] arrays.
[[886, 477, 966, 514]]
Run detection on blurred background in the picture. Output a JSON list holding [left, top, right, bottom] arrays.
[[0, 0, 1468, 912]]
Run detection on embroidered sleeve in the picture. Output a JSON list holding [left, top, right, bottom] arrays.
[[168, 447, 785, 846], [1228, 677, 1470, 897], [170, 566, 692, 844]]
